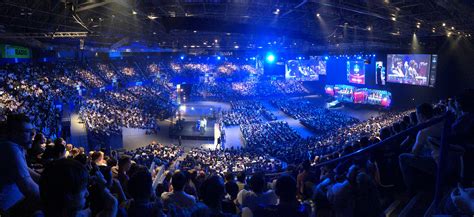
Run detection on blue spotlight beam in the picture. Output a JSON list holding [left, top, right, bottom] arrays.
[[266, 52, 276, 63]]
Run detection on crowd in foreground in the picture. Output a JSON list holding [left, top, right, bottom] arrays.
[[1, 88, 474, 217]]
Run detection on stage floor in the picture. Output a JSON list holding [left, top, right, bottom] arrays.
[[88, 99, 387, 152], [169, 120, 215, 141]]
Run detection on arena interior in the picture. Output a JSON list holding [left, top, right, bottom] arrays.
[[0, 0, 474, 217]]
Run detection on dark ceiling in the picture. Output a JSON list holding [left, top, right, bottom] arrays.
[[0, 0, 473, 52]]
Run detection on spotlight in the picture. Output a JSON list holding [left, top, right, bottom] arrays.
[[147, 14, 158, 20], [273, 8, 280, 15], [391, 17, 396, 21], [451, 26, 455, 30], [316, 13, 320, 17], [265, 52, 276, 63], [324, 56, 329, 60], [234, 45, 239, 49], [442, 23, 446, 27], [132, 10, 137, 15], [367, 26, 372, 31], [180, 55, 185, 60], [217, 56, 221, 60]]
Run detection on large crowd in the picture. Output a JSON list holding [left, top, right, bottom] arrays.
[[1, 91, 473, 216], [222, 101, 275, 126], [0, 59, 473, 217], [271, 98, 359, 134], [79, 85, 176, 135], [191, 80, 308, 101]]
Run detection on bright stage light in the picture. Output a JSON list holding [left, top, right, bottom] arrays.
[[217, 56, 221, 60], [180, 56, 185, 60], [266, 53, 276, 63]]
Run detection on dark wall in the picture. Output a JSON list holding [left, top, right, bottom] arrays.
[[322, 38, 474, 108]]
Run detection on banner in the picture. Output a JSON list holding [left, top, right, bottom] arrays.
[[0, 44, 31, 58]]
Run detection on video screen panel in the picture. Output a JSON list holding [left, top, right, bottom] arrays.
[[346, 61, 365, 84], [309, 56, 327, 75], [334, 84, 355, 103], [285, 58, 326, 81], [428, 55, 437, 87], [387, 54, 431, 86], [367, 89, 392, 107], [375, 61, 386, 85], [325, 85, 335, 96]]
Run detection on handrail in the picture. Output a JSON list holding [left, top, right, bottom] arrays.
[[313, 114, 448, 169], [430, 112, 455, 215]]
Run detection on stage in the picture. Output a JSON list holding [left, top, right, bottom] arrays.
[[169, 120, 216, 141]]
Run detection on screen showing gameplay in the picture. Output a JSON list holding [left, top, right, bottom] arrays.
[[387, 54, 431, 86], [285, 58, 326, 81], [346, 60, 365, 84]]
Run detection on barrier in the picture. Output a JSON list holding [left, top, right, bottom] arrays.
[[310, 112, 459, 215]]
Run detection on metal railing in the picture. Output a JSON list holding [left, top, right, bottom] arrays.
[[309, 112, 456, 215]]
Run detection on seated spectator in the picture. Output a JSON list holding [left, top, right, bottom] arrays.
[[399, 103, 442, 192], [194, 175, 233, 217], [236, 173, 277, 211], [91, 151, 107, 166], [127, 169, 165, 217], [0, 114, 39, 214], [38, 158, 117, 217], [236, 172, 246, 192], [224, 173, 239, 201], [37, 159, 90, 217], [254, 175, 310, 217], [183, 170, 198, 199], [43, 138, 67, 162], [27, 132, 46, 165], [297, 160, 315, 200], [161, 171, 196, 211], [451, 89, 474, 145], [327, 165, 359, 217], [114, 155, 132, 193]]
